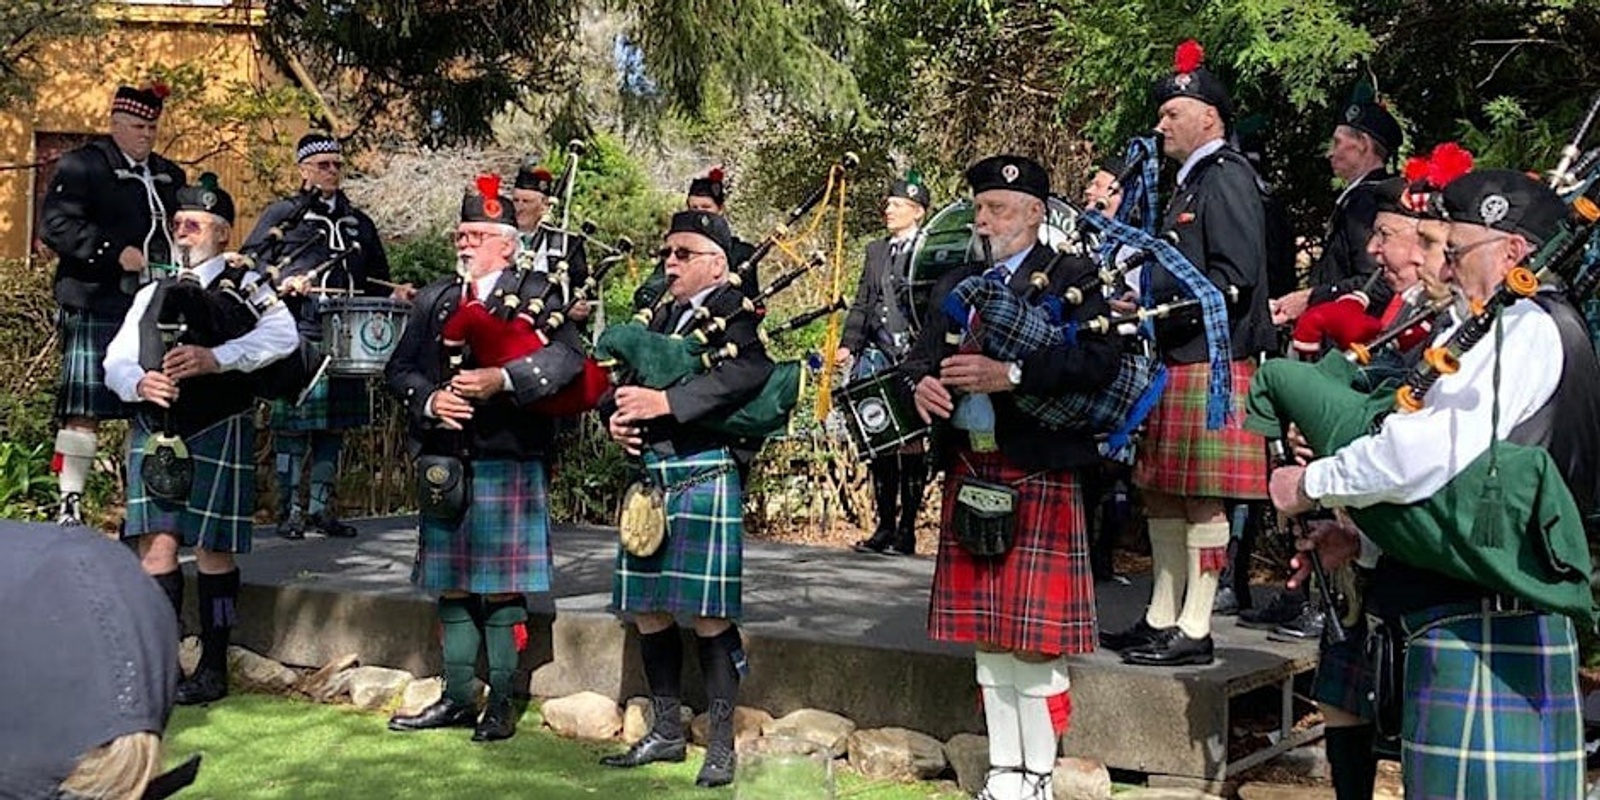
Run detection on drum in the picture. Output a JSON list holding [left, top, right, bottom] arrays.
[[320, 297, 411, 377], [832, 369, 927, 459], [908, 196, 1085, 326]]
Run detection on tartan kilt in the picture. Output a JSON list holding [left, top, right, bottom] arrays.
[[612, 448, 744, 620], [1133, 359, 1267, 499], [270, 376, 371, 432], [56, 307, 133, 420], [124, 413, 256, 554], [930, 450, 1097, 656], [1400, 608, 1584, 799], [1311, 615, 1372, 719], [414, 459, 552, 595]]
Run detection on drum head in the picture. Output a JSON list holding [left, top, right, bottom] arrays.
[[908, 196, 1083, 326]]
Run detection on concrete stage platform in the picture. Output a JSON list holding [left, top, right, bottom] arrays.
[[197, 517, 1317, 781]]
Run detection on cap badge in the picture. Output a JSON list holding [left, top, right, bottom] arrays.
[[907, 185, 919, 198], [1001, 164, 1020, 183], [699, 214, 711, 227], [200, 191, 216, 209], [1174, 73, 1193, 90], [1345, 104, 1361, 123], [1479, 194, 1510, 225]]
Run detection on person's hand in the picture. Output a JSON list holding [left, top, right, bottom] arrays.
[[279, 275, 311, 297], [939, 353, 1013, 394], [119, 246, 146, 273], [449, 368, 504, 400], [391, 282, 418, 303], [1286, 517, 1361, 590], [136, 371, 178, 407], [568, 300, 592, 322], [913, 375, 953, 423], [608, 413, 643, 456], [161, 345, 219, 381], [614, 386, 671, 422], [1108, 294, 1138, 315], [1272, 288, 1312, 325], [1269, 465, 1316, 516], [1286, 423, 1314, 464], [428, 389, 473, 430]]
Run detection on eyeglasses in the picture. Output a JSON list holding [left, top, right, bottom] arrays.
[[455, 230, 506, 246], [1443, 235, 1505, 265], [304, 160, 343, 172], [657, 246, 718, 262], [174, 218, 210, 234]]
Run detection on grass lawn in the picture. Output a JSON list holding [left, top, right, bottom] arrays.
[[167, 694, 968, 799]]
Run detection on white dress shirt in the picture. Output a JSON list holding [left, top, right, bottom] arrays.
[[1174, 138, 1228, 188], [1304, 298, 1564, 508], [103, 253, 299, 403]]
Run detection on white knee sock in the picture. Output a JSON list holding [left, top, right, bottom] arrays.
[[1144, 518, 1188, 628], [1176, 522, 1230, 639], [976, 651, 1022, 800], [1012, 655, 1069, 786], [54, 428, 97, 496]]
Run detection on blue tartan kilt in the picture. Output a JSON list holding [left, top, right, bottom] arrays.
[[56, 307, 134, 420], [124, 413, 256, 554], [611, 448, 744, 620], [1399, 608, 1584, 799], [1311, 615, 1372, 720], [414, 459, 552, 595], [270, 375, 371, 432]]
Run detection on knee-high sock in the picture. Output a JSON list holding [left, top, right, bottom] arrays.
[[54, 428, 97, 497], [639, 625, 685, 738], [274, 434, 308, 518], [482, 595, 528, 699], [696, 626, 746, 752], [1176, 521, 1230, 639], [1144, 518, 1189, 629], [195, 569, 240, 675], [307, 432, 343, 516], [896, 453, 927, 539], [868, 457, 899, 536], [153, 569, 184, 627], [975, 651, 1022, 799], [1325, 723, 1378, 800], [1012, 657, 1068, 777], [438, 596, 483, 706]]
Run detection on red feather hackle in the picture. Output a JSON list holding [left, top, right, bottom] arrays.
[[150, 80, 171, 99], [1403, 156, 1430, 184], [707, 166, 725, 184], [476, 174, 501, 199], [1174, 40, 1205, 73], [1426, 142, 1474, 187]]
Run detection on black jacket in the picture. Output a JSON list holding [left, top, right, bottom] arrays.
[[901, 243, 1121, 472], [600, 282, 776, 463], [1309, 167, 1391, 309], [385, 269, 586, 461], [243, 192, 392, 335], [1147, 146, 1277, 362], [41, 138, 186, 314], [841, 234, 918, 356], [519, 225, 590, 291]]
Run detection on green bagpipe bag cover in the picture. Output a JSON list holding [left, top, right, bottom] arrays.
[[1245, 354, 1598, 626]]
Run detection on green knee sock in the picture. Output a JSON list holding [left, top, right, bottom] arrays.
[[439, 596, 482, 706], [483, 596, 529, 699]]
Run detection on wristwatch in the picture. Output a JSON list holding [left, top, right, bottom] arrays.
[[1006, 361, 1023, 387]]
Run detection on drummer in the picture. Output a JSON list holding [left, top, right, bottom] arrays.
[[837, 173, 931, 556], [241, 132, 412, 541]]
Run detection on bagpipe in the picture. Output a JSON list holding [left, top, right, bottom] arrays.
[[1245, 105, 1600, 623]]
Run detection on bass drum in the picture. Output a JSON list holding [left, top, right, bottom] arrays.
[[907, 196, 1085, 327]]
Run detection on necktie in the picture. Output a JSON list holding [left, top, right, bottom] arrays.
[[670, 302, 693, 334], [984, 264, 1008, 284]]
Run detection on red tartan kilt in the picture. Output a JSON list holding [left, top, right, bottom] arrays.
[[1134, 359, 1268, 499], [930, 450, 1097, 656]]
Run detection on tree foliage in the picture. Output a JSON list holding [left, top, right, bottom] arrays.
[[0, 0, 102, 110]]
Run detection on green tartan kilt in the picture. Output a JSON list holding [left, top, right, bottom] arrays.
[[413, 459, 552, 595], [270, 375, 371, 432], [56, 307, 134, 421], [124, 413, 256, 554], [1399, 607, 1584, 798], [611, 448, 744, 620]]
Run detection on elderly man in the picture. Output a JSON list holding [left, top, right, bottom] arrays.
[[384, 177, 586, 742], [104, 174, 299, 705], [904, 155, 1121, 800], [1273, 168, 1600, 798], [598, 210, 775, 788], [511, 158, 591, 322], [1100, 41, 1277, 668], [40, 83, 187, 527], [1272, 100, 1403, 325], [244, 132, 404, 541], [633, 169, 762, 313], [838, 173, 932, 556]]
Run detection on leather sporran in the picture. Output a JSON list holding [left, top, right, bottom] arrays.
[[141, 433, 194, 503], [618, 481, 667, 558], [951, 477, 1019, 557], [416, 454, 470, 521]]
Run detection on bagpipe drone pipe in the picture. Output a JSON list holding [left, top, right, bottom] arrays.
[[1244, 102, 1600, 623]]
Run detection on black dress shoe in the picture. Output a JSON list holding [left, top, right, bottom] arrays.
[[278, 513, 305, 541], [176, 668, 228, 705], [388, 698, 479, 732], [1121, 629, 1215, 667], [471, 695, 516, 741], [695, 743, 737, 787], [1272, 607, 1326, 640], [309, 512, 357, 538], [599, 731, 688, 767], [1099, 619, 1171, 652], [851, 532, 893, 554], [1213, 586, 1240, 616], [1238, 591, 1308, 630]]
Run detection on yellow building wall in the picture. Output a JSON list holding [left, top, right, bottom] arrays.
[[0, 3, 293, 262]]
